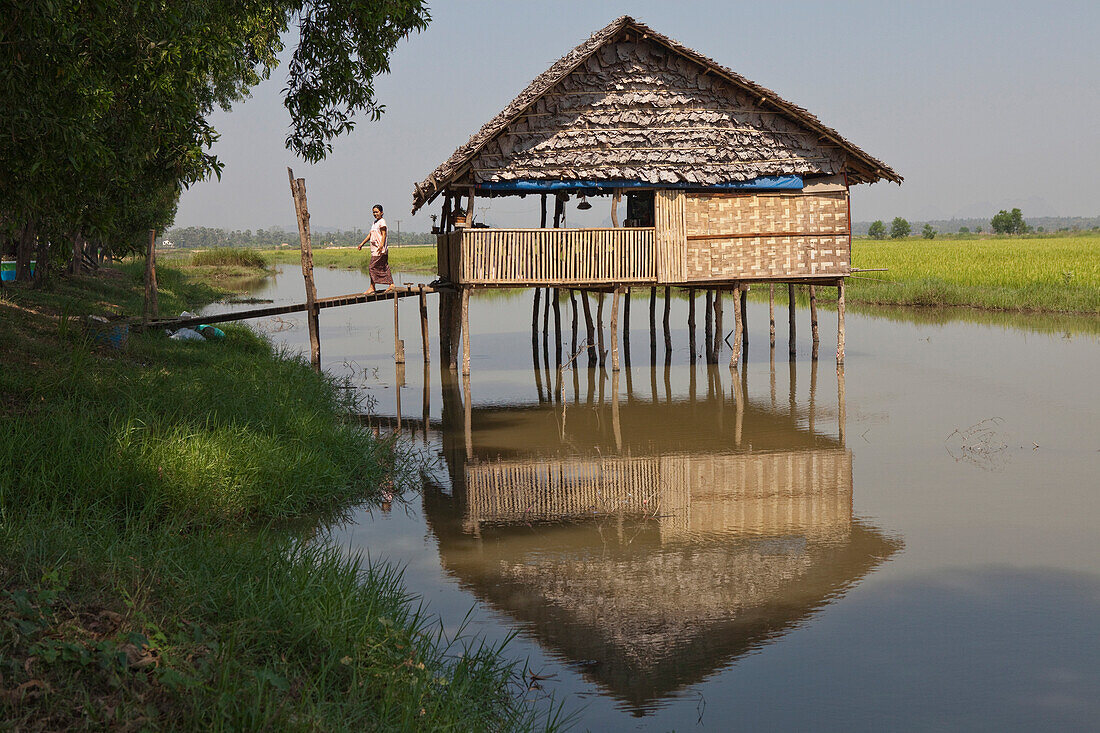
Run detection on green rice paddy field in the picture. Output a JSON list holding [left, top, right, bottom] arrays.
[[849, 235, 1099, 313]]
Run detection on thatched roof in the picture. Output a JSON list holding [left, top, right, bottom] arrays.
[[412, 16, 901, 213]]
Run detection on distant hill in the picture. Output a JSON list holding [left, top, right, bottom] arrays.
[[853, 216, 1100, 236]]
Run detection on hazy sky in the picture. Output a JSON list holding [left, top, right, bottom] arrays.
[[175, 0, 1099, 232]]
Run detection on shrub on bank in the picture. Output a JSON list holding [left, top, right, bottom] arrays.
[[191, 247, 268, 269]]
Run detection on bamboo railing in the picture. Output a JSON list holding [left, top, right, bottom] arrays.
[[438, 228, 656, 285]]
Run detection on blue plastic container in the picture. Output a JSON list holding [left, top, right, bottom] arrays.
[[1, 261, 34, 281]]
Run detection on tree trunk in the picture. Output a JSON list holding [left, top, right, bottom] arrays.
[[15, 221, 35, 282]]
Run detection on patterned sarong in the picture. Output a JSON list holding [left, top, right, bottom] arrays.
[[369, 251, 393, 285]]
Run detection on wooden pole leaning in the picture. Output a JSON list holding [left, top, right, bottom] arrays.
[[836, 279, 846, 364], [461, 287, 471, 376], [788, 283, 797, 359], [610, 287, 621, 372], [143, 229, 158, 324], [809, 284, 820, 361], [419, 284, 430, 363], [288, 168, 320, 371], [393, 288, 405, 364]]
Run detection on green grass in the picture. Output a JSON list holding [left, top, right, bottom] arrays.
[[190, 247, 268, 268], [260, 246, 438, 274], [849, 234, 1100, 313], [0, 267, 557, 730]]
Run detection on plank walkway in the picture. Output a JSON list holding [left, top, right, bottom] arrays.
[[140, 284, 450, 331]]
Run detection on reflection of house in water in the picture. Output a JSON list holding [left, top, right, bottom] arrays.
[[410, 369, 900, 713]]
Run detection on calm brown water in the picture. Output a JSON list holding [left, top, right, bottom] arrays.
[[205, 265, 1100, 731]]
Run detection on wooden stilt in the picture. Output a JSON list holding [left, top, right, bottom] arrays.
[[569, 289, 578, 353], [532, 331, 544, 402], [438, 290, 460, 371], [393, 288, 405, 364], [542, 286, 550, 339], [740, 285, 748, 354], [731, 364, 745, 448], [836, 280, 846, 364], [809, 284, 820, 353], [622, 289, 631, 364], [662, 286, 672, 366], [789, 357, 797, 420], [581, 290, 595, 362], [649, 287, 657, 364], [419, 285, 430, 363], [610, 287, 621, 372], [540, 193, 547, 229], [288, 169, 319, 371], [713, 290, 723, 363], [704, 289, 714, 363], [395, 362, 404, 433], [769, 284, 776, 348], [731, 283, 743, 367], [552, 288, 562, 365], [596, 292, 606, 367], [531, 287, 541, 342], [688, 288, 696, 362], [461, 288, 471, 376], [788, 283, 797, 358]]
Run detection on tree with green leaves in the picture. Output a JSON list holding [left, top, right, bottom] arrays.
[[922, 223, 936, 240], [890, 217, 911, 239], [958, 226, 970, 234], [0, 0, 430, 284], [991, 208, 1029, 234], [867, 220, 886, 239]]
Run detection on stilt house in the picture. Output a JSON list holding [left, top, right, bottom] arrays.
[[413, 15, 901, 289]]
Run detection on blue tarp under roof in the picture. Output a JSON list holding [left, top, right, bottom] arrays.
[[475, 175, 803, 193]]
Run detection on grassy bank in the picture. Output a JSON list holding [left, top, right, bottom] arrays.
[[0, 266, 550, 730], [260, 246, 437, 274], [848, 234, 1100, 313]]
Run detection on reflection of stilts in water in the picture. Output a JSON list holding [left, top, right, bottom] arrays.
[[611, 370, 622, 451], [838, 364, 846, 444], [422, 362, 430, 444], [809, 357, 817, 434], [463, 374, 472, 460], [395, 361, 405, 433]]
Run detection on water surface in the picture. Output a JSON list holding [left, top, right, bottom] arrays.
[[205, 266, 1100, 731]]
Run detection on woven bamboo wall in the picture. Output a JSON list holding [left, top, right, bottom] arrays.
[[654, 190, 686, 283], [462, 449, 852, 538], [681, 191, 851, 281], [658, 449, 852, 540], [448, 228, 657, 285]]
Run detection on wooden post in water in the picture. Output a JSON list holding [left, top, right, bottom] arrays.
[[540, 193, 547, 228], [740, 285, 748, 354], [392, 288, 405, 364], [143, 229, 158, 324], [542, 286, 551, 340], [731, 283, 743, 368], [809, 285, 820, 361], [649, 287, 657, 364], [581, 290, 595, 364], [552, 288, 562, 365], [610, 287, 621, 372], [596, 292, 606, 367], [688, 288, 697, 363], [288, 169, 320, 371], [704, 290, 714, 363], [622, 289, 631, 364], [422, 362, 430, 444], [769, 284, 776, 348], [531, 288, 541, 345], [418, 284, 430, 363], [662, 287, 672, 363], [788, 283, 797, 359], [460, 288, 471, 376], [836, 280, 846, 364], [713, 290, 723, 363], [569, 289, 578, 353]]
